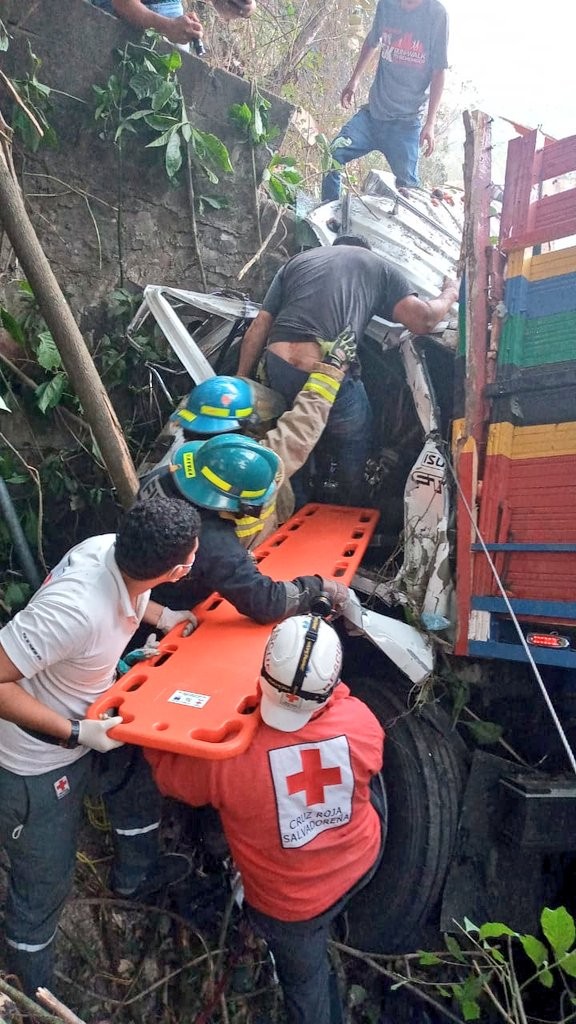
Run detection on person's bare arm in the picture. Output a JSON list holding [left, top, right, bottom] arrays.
[[237, 311, 274, 377], [341, 35, 380, 108], [420, 69, 445, 157], [392, 277, 459, 334], [0, 643, 72, 740], [111, 0, 203, 44]]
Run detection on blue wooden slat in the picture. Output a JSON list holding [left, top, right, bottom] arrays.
[[469, 640, 576, 669], [471, 543, 576, 552], [504, 272, 576, 318], [472, 596, 576, 619]]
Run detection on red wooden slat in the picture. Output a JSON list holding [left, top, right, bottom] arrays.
[[540, 135, 576, 181], [499, 131, 538, 247]]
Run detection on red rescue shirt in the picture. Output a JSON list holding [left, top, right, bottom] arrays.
[[146, 683, 384, 920]]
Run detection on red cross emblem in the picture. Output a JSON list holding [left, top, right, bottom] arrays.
[[286, 748, 342, 806], [54, 775, 70, 799]]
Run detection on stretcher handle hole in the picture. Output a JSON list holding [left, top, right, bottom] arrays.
[[205, 596, 223, 611], [238, 698, 258, 715], [352, 530, 365, 539], [333, 564, 347, 578], [270, 534, 287, 548], [343, 545, 357, 557], [154, 650, 175, 667], [153, 722, 169, 731], [359, 514, 372, 522], [121, 675, 146, 692]]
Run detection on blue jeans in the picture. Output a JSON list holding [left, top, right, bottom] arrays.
[[265, 351, 372, 506], [322, 107, 421, 202], [91, 0, 184, 15]]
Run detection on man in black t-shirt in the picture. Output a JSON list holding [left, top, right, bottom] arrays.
[[237, 239, 458, 502]]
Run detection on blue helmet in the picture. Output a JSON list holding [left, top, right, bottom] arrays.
[[171, 376, 254, 435], [170, 434, 280, 517]]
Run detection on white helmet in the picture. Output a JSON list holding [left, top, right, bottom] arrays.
[[259, 615, 343, 732]]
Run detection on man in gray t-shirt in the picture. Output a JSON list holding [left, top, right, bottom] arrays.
[[237, 239, 458, 503], [322, 0, 449, 203]]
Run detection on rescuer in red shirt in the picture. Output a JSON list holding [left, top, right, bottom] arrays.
[[146, 614, 385, 1024]]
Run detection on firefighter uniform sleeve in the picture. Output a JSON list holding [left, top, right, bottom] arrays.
[[260, 362, 343, 478]]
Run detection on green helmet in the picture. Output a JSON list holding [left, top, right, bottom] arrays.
[[171, 434, 280, 517]]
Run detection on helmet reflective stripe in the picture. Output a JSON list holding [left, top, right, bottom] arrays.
[[200, 404, 232, 418], [171, 435, 280, 514], [201, 465, 232, 491], [240, 486, 267, 498], [171, 376, 254, 435]]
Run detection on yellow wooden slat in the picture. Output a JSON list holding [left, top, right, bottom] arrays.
[[487, 421, 576, 459]]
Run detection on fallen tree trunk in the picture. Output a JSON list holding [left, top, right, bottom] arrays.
[[0, 119, 139, 509]]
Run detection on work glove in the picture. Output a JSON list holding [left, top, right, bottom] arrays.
[[156, 607, 198, 637], [117, 634, 161, 675], [317, 577, 352, 617], [78, 717, 124, 752], [319, 327, 357, 370], [293, 575, 351, 617]]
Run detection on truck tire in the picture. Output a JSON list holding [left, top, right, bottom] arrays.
[[344, 675, 468, 952]]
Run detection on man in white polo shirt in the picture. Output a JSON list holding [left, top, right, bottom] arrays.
[[0, 495, 201, 997]]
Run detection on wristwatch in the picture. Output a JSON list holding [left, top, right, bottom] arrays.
[[60, 719, 81, 749]]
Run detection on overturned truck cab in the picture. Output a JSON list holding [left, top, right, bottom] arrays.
[[129, 113, 576, 950]]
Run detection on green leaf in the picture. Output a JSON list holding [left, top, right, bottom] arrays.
[[444, 935, 465, 962], [229, 102, 252, 128], [35, 372, 67, 413], [266, 176, 289, 204], [124, 108, 155, 121], [462, 1001, 480, 1021], [36, 331, 62, 372], [145, 126, 177, 148], [463, 917, 479, 934], [418, 952, 442, 965], [279, 168, 303, 185], [559, 951, 576, 978], [152, 80, 177, 111], [347, 984, 367, 1007], [539, 969, 554, 988], [165, 130, 182, 179], [197, 195, 229, 214], [0, 307, 25, 346], [3, 581, 32, 610], [541, 907, 576, 958], [520, 934, 548, 969], [464, 719, 504, 745], [479, 923, 517, 940], [194, 131, 233, 173]]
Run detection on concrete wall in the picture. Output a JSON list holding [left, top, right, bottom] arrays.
[[2, 0, 295, 311]]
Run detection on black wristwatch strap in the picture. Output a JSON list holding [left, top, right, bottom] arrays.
[[61, 719, 81, 749]]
